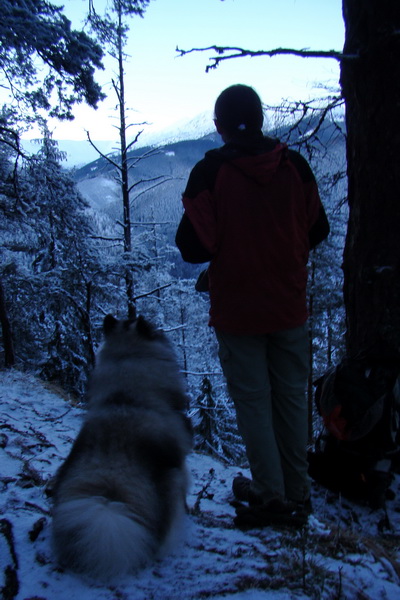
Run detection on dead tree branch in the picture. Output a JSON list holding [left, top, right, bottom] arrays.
[[133, 282, 172, 302], [128, 175, 173, 197], [176, 45, 357, 72], [86, 130, 120, 169]]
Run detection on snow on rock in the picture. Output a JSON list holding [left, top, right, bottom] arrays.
[[1, 369, 400, 600]]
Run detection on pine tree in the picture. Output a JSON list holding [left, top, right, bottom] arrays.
[[0, 0, 104, 125], [0, 0, 107, 372], [0, 135, 108, 393]]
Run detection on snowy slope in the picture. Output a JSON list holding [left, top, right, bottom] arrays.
[[21, 111, 216, 168], [134, 110, 216, 149], [1, 368, 400, 600]]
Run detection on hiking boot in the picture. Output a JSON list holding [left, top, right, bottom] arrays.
[[232, 476, 263, 506], [292, 497, 313, 515], [234, 497, 308, 530]]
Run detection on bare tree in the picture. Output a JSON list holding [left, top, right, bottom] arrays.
[[88, 0, 170, 319]]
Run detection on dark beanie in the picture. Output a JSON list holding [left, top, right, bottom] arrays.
[[214, 84, 264, 134]]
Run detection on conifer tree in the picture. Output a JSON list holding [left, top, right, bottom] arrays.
[[0, 135, 107, 392], [0, 0, 104, 127]]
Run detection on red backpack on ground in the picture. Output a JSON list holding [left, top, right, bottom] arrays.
[[308, 345, 400, 509]]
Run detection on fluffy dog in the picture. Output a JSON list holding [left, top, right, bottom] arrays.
[[51, 315, 192, 579]]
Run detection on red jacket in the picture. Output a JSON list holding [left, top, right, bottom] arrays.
[[176, 133, 329, 334]]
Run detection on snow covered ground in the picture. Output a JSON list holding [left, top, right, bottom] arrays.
[[1, 368, 400, 600]]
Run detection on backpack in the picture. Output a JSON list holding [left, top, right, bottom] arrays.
[[308, 346, 400, 508]]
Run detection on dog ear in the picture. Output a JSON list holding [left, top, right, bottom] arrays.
[[135, 315, 157, 339], [103, 314, 118, 335]]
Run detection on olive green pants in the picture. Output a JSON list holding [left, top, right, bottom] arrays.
[[216, 323, 311, 503]]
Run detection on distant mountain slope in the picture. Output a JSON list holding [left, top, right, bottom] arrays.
[[73, 133, 221, 229], [21, 138, 117, 168], [21, 111, 216, 168], [73, 117, 345, 223], [73, 132, 220, 181]]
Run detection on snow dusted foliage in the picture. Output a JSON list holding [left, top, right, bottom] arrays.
[[268, 102, 348, 381], [0, 135, 115, 395], [1, 369, 400, 599], [1, 115, 400, 598], [160, 279, 245, 464], [1, 112, 348, 461], [0, 0, 104, 120]]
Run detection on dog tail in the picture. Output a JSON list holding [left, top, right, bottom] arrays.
[[52, 497, 156, 579]]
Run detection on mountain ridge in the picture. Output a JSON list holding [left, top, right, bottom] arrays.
[[22, 110, 217, 168]]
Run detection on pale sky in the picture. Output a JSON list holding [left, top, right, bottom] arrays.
[[42, 0, 345, 140]]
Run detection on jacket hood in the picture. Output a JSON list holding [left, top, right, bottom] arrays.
[[206, 132, 288, 186]]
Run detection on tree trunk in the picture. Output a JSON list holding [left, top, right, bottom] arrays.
[[340, 0, 400, 356], [0, 278, 15, 367], [116, 8, 136, 320], [307, 258, 316, 443]]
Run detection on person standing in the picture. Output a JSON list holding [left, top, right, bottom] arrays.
[[176, 84, 329, 527]]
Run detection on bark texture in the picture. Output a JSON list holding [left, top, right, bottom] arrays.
[[341, 0, 400, 355], [0, 279, 15, 367]]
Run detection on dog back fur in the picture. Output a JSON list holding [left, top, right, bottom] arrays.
[[51, 315, 192, 580]]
